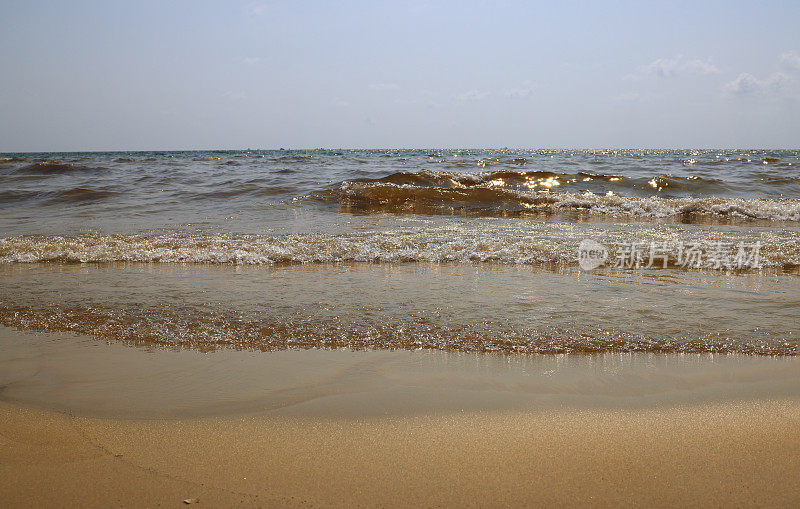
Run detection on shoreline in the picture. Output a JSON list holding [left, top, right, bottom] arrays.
[[1, 326, 799, 506], [2, 325, 800, 419]]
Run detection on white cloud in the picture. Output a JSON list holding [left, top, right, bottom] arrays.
[[368, 83, 400, 91], [455, 89, 489, 101], [683, 58, 720, 75], [503, 81, 535, 99], [246, 2, 267, 16], [723, 72, 790, 95], [239, 57, 262, 65], [629, 55, 719, 79], [780, 51, 800, 71], [723, 73, 760, 94], [504, 87, 533, 99]]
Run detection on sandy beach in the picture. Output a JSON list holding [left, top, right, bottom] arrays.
[[2, 399, 799, 507], [1, 326, 799, 507], [3, 1, 799, 506]]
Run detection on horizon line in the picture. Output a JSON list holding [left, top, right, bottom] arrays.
[[3, 146, 800, 154]]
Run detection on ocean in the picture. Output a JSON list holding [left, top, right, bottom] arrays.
[[1, 149, 798, 355]]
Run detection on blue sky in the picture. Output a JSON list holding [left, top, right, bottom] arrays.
[[1, 0, 799, 150]]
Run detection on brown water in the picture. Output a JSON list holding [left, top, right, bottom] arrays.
[[1, 149, 799, 354], [0, 262, 797, 355]]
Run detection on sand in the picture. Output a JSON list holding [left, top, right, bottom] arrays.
[[1, 326, 800, 506], [1, 399, 799, 507]]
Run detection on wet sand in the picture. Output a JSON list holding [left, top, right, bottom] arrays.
[[1, 326, 799, 506]]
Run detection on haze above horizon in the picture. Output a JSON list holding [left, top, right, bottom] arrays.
[[2, 1, 799, 151]]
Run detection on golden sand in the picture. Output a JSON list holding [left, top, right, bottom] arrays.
[[2, 326, 799, 506], [1, 399, 799, 507]]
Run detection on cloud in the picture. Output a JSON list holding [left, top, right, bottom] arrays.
[[723, 73, 760, 94], [239, 56, 262, 65], [246, 2, 267, 16], [502, 81, 535, 99], [368, 83, 400, 91], [683, 58, 720, 75], [455, 89, 489, 101], [504, 87, 533, 99], [723, 72, 790, 95], [629, 55, 719, 79], [780, 51, 800, 71]]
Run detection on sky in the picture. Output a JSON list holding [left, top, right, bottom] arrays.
[[1, 0, 799, 151]]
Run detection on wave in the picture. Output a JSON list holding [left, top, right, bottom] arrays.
[[14, 161, 107, 174], [0, 303, 793, 355], [44, 187, 122, 204], [1, 232, 798, 269], [186, 184, 297, 200], [323, 182, 800, 222], [368, 169, 563, 187], [305, 171, 800, 222], [681, 156, 789, 165], [0, 187, 121, 206], [0, 156, 27, 164], [356, 169, 593, 189], [0, 190, 40, 206]]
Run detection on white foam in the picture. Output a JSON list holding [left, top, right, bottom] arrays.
[[1, 230, 798, 269]]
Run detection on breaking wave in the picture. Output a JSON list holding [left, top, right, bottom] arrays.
[[2, 232, 799, 269], [313, 171, 800, 222]]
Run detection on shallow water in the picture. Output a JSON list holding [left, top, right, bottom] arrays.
[[0, 149, 798, 354], [0, 262, 797, 355], [2, 326, 798, 419]]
